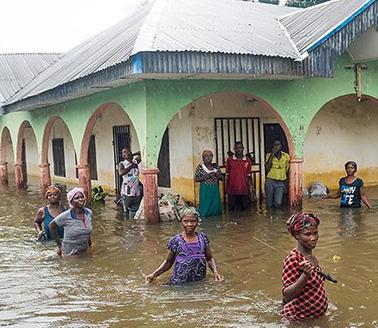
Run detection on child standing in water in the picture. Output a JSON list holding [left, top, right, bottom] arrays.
[[323, 161, 372, 208], [282, 212, 328, 322], [34, 185, 64, 241], [146, 208, 223, 284]]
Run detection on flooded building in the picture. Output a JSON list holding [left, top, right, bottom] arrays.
[[0, 0, 377, 222]]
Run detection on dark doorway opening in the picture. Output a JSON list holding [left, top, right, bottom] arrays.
[[263, 123, 290, 204], [88, 135, 98, 180], [52, 138, 66, 177], [158, 128, 171, 188], [263, 123, 289, 161], [112, 125, 130, 194]]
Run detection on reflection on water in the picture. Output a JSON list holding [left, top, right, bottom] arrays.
[[1, 181, 378, 327]]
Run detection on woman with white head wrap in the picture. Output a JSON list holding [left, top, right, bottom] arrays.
[[49, 187, 93, 256]]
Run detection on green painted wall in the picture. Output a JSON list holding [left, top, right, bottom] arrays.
[[0, 82, 147, 164], [0, 53, 377, 170], [144, 54, 378, 166]]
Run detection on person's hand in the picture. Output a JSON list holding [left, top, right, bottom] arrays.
[[146, 273, 156, 283], [271, 146, 279, 155], [131, 163, 139, 169], [213, 272, 224, 282], [37, 231, 45, 241], [300, 260, 314, 279]]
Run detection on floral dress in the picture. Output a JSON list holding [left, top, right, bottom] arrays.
[[167, 232, 209, 284], [194, 164, 222, 217]]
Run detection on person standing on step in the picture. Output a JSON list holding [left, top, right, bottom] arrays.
[[265, 139, 290, 209], [119, 148, 142, 218], [226, 141, 252, 211]]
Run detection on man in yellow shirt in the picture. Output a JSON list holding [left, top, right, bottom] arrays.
[[265, 140, 290, 208]]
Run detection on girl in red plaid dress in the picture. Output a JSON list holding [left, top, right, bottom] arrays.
[[282, 212, 328, 322]]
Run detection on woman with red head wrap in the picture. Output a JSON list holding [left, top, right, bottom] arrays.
[[282, 212, 328, 322], [34, 185, 64, 241]]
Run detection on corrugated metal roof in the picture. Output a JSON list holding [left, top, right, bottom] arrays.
[[0, 53, 60, 102], [279, 0, 376, 54], [6, 0, 299, 105]]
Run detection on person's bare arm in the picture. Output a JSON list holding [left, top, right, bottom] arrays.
[[34, 207, 44, 235], [360, 186, 372, 208], [283, 260, 314, 302], [49, 220, 62, 256], [265, 153, 275, 172], [146, 250, 175, 283], [323, 188, 341, 199], [205, 244, 223, 281]]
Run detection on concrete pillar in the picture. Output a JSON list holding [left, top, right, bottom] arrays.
[[14, 162, 25, 190], [40, 162, 51, 194], [142, 168, 160, 224], [0, 161, 9, 189], [77, 164, 91, 202], [289, 158, 304, 210]]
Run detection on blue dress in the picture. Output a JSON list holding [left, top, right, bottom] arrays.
[[43, 207, 64, 240]]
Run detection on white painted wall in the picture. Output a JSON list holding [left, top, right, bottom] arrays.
[[348, 27, 378, 63], [23, 127, 39, 176], [304, 96, 378, 188], [92, 104, 140, 190], [48, 118, 77, 181], [168, 92, 282, 202]]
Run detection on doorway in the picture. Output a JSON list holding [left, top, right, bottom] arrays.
[[112, 125, 130, 194]]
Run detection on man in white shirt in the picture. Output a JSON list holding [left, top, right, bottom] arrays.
[[118, 148, 142, 218]]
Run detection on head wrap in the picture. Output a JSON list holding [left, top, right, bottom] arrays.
[[287, 212, 320, 237], [345, 161, 357, 171], [45, 185, 61, 199], [179, 206, 200, 220], [67, 187, 86, 207]]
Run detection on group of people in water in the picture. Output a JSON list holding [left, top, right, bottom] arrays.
[[33, 141, 373, 323]]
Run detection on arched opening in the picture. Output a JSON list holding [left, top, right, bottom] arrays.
[[0, 127, 15, 187], [16, 121, 38, 188], [41, 116, 77, 184], [80, 102, 140, 193], [303, 94, 378, 189], [157, 92, 294, 205]]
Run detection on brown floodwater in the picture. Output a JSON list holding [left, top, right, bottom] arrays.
[[1, 178, 378, 328]]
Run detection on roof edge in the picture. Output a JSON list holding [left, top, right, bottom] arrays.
[[305, 0, 376, 53]]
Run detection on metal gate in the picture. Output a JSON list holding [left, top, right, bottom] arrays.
[[112, 125, 130, 194], [214, 117, 262, 197]]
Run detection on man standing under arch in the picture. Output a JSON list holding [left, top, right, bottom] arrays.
[[265, 139, 290, 209]]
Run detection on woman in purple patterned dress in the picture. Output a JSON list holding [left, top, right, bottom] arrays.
[[146, 208, 223, 284]]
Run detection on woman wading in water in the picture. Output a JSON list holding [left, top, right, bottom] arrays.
[[323, 161, 372, 208], [282, 212, 328, 322], [34, 185, 64, 241], [50, 187, 93, 257], [146, 208, 223, 284]]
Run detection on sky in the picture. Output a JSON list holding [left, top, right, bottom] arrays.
[[0, 0, 287, 54], [0, 0, 145, 53]]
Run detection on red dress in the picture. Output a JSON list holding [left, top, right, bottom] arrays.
[[282, 249, 328, 322], [226, 156, 252, 195]]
